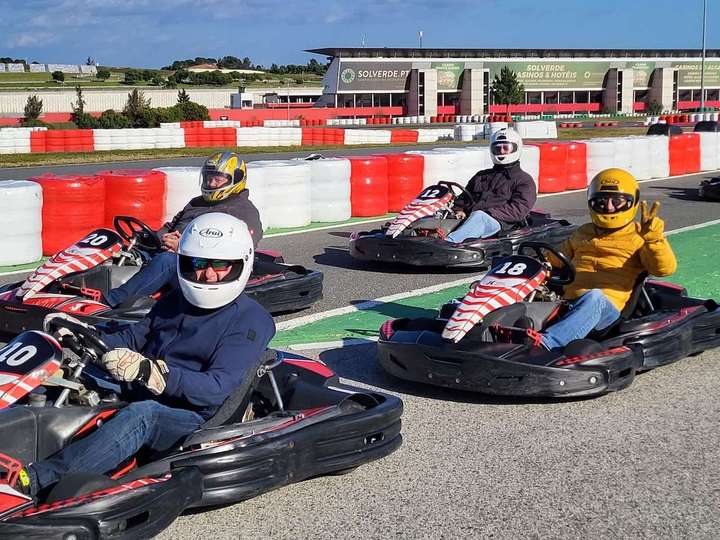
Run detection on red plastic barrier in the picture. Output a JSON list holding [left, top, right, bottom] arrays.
[[528, 142, 568, 193], [30, 131, 47, 153], [97, 169, 166, 230], [684, 133, 701, 173], [348, 156, 388, 216], [390, 129, 419, 144], [383, 154, 424, 212], [563, 142, 588, 189], [301, 127, 314, 146], [30, 174, 106, 255], [669, 134, 688, 175]]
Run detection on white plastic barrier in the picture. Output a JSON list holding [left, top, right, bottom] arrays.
[[585, 139, 616, 181], [302, 157, 352, 222], [246, 160, 311, 229], [343, 129, 391, 145], [93, 128, 185, 151], [0, 180, 43, 265], [520, 144, 540, 191], [416, 128, 454, 143], [515, 121, 558, 139], [0, 128, 32, 154], [453, 124, 485, 142], [625, 136, 653, 180], [436, 147, 490, 183], [153, 167, 202, 223], [406, 150, 457, 187], [485, 122, 509, 138], [645, 135, 670, 178], [235, 127, 302, 147], [698, 132, 720, 171]]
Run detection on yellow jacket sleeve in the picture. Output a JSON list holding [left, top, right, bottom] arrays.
[[546, 236, 575, 269], [639, 236, 677, 277]]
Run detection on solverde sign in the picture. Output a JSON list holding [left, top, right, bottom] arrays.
[[337, 61, 411, 92], [432, 62, 465, 90], [489, 62, 611, 89]]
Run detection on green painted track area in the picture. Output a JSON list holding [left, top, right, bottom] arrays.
[[272, 223, 720, 347]]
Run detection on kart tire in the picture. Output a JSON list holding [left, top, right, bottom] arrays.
[[45, 472, 120, 503]]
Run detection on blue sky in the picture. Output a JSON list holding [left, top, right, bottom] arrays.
[[1, 0, 717, 68]]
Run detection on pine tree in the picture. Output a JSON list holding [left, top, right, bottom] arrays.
[[23, 95, 43, 120], [491, 67, 525, 106], [177, 89, 191, 104], [71, 85, 85, 116]]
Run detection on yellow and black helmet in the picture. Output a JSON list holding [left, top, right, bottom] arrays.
[[200, 152, 247, 203], [587, 168, 639, 229]]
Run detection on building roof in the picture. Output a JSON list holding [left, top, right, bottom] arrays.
[[307, 47, 720, 59]]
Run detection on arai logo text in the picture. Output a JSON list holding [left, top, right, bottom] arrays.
[[199, 228, 223, 238]]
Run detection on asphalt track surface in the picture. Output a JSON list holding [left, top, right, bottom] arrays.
[[1, 156, 719, 538]]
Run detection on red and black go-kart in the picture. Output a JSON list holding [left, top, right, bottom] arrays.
[[698, 177, 720, 201], [349, 182, 576, 268], [0, 317, 402, 539], [377, 242, 720, 398], [0, 216, 323, 337]]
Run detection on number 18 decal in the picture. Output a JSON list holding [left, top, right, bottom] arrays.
[[494, 262, 528, 276]]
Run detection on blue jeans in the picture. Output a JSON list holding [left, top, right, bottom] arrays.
[[446, 210, 501, 243], [106, 251, 177, 307], [28, 401, 204, 493], [541, 289, 620, 350]]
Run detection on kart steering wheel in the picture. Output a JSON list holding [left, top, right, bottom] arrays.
[[44, 315, 110, 359], [113, 216, 162, 253], [437, 181, 476, 208], [517, 241, 576, 286]]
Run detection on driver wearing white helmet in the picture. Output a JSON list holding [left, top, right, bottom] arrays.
[[446, 128, 536, 243], [14, 213, 274, 498]]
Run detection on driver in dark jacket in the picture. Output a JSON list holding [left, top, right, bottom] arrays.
[[105, 151, 262, 307], [14, 213, 275, 498], [446, 128, 537, 243]]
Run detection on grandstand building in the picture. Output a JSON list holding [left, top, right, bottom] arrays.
[[308, 48, 720, 115]]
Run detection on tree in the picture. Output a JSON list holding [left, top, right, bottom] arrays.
[[23, 95, 43, 120], [177, 89, 191, 103], [71, 85, 85, 116], [123, 89, 151, 127], [96, 69, 111, 80], [51, 70, 65, 83], [123, 69, 142, 84], [98, 109, 131, 129], [491, 67, 525, 107], [646, 100, 664, 115]]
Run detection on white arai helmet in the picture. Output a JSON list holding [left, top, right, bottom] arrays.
[[490, 127, 523, 165], [176, 213, 254, 309]]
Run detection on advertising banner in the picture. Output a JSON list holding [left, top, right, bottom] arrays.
[[337, 61, 411, 92], [673, 61, 720, 87], [431, 62, 465, 90], [489, 61, 610, 89]]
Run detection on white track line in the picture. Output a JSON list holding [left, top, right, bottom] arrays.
[[275, 216, 720, 335], [288, 338, 378, 351], [275, 273, 485, 331]]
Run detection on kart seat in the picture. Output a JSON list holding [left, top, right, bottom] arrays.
[[587, 272, 650, 340], [200, 350, 280, 429], [410, 217, 459, 236]]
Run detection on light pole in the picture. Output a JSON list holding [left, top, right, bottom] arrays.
[[699, 0, 708, 110]]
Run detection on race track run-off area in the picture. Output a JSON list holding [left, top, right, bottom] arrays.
[[0, 162, 718, 539]]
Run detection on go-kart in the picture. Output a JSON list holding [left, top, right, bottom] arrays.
[[699, 177, 720, 201], [377, 242, 720, 398], [0, 317, 403, 539], [0, 216, 323, 337], [349, 182, 576, 268]]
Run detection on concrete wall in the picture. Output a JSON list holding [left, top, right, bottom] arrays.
[[0, 87, 323, 115]]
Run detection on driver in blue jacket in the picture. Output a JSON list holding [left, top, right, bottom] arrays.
[[13, 212, 275, 497]]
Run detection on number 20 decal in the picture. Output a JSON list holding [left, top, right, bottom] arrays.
[[0, 342, 37, 367], [80, 233, 108, 247], [495, 262, 528, 276]]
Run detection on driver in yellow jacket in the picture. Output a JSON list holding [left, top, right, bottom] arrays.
[[541, 168, 677, 350]]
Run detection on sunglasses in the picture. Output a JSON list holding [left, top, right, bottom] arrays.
[[191, 257, 233, 271], [589, 194, 633, 214]]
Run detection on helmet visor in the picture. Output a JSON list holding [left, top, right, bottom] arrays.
[[588, 193, 635, 214], [179, 255, 245, 283], [490, 141, 518, 156], [201, 171, 233, 191]]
